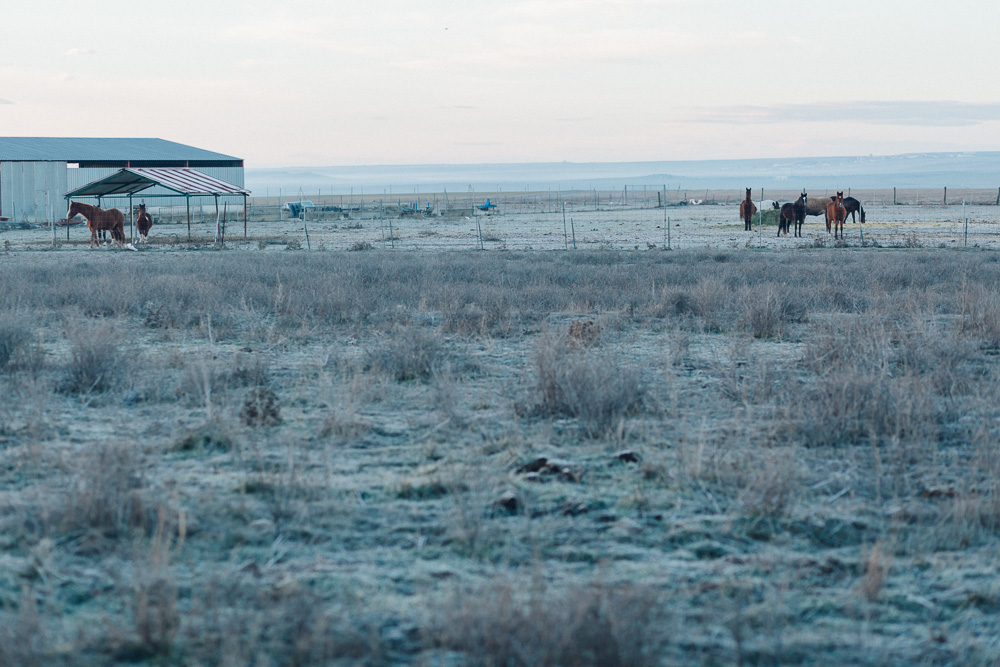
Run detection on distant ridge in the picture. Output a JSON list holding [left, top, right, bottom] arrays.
[[246, 152, 1000, 194]]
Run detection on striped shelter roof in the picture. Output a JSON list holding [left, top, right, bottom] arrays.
[[65, 167, 250, 198]]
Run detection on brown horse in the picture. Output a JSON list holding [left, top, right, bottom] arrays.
[[825, 191, 847, 239], [136, 203, 153, 243], [67, 201, 125, 248], [842, 196, 865, 223], [779, 191, 807, 237], [739, 188, 757, 231]]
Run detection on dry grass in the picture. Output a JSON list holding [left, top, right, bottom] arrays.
[[0, 314, 31, 369], [2, 247, 1000, 664], [58, 441, 168, 542], [428, 576, 666, 666], [522, 334, 647, 436], [60, 323, 129, 395]]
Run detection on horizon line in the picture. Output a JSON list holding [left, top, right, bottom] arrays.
[[247, 150, 993, 170]]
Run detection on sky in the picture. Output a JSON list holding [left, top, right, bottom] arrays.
[[3, 0, 1000, 168]]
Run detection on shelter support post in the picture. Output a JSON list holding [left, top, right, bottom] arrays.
[[187, 197, 191, 240]]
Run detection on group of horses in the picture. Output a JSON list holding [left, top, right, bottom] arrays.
[[740, 189, 866, 240], [66, 201, 153, 248]]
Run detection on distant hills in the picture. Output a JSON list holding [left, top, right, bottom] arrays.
[[245, 152, 1000, 195]]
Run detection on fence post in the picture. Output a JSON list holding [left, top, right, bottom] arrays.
[[562, 203, 568, 250], [964, 200, 968, 247], [944, 186, 947, 205], [758, 196, 762, 245]]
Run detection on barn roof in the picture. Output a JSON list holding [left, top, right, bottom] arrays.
[[65, 167, 250, 198], [0, 137, 239, 162]]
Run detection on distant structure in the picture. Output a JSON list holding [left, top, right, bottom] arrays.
[[0, 137, 244, 223]]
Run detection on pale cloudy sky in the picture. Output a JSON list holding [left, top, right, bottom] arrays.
[[2, 0, 1000, 167]]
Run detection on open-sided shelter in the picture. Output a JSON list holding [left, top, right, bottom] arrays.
[[64, 167, 251, 241]]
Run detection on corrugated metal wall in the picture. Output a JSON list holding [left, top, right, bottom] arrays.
[[0, 162, 246, 222], [0, 161, 69, 222]]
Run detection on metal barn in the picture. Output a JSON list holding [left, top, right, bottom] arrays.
[[0, 137, 244, 223]]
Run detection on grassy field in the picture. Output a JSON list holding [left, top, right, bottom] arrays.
[[2, 247, 1000, 664]]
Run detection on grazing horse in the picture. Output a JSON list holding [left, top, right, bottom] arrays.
[[842, 196, 865, 223], [136, 203, 153, 243], [825, 191, 847, 239], [67, 201, 125, 248], [739, 188, 757, 231], [779, 191, 807, 237]]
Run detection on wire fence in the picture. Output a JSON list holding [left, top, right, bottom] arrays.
[[91, 186, 998, 225], [10, 187, 1000, 251]]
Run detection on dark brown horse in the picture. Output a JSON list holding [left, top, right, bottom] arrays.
[[67, 201, 125, 248], [842, 196, 865, 223], [825, 191, 847, 239], [136, 203, 153, 243], [739, 188, 757, 231], [779, 191, 807, 237]]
